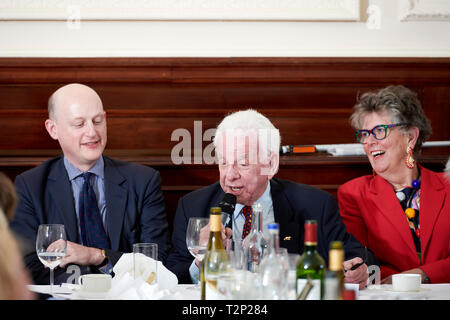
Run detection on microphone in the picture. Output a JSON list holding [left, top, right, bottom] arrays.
[[219, 193, 236, 228]]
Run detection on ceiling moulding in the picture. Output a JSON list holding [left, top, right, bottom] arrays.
[[400, 0, 450, 21], [0, 0, 360, 21]]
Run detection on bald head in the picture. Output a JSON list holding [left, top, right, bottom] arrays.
[[45, 83, 107, 172], [48, 83, 103, 120]]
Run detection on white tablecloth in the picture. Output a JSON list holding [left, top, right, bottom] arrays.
[[28, 283, 450, 300], [358, 284, 450, 300], [28, 283, 200, 300]]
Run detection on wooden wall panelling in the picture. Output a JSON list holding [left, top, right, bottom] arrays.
[[0, 58, 449, 232]]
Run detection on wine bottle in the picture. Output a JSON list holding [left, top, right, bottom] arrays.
[[259, 223, 288, 300], [242, 202, 268, 273], [203, 206, 229, 300], [296, 220, 325, 300], [324, 241, 345, 300]]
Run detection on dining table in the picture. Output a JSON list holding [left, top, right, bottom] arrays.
[[28, 283, 450, 300]]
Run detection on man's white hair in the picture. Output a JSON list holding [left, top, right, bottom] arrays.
[[213, 109, 281, 157]]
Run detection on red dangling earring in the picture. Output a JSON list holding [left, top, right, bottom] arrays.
[[405, 146, 415, 169]]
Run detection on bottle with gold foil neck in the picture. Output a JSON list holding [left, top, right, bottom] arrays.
[[203, 207, 228, 300], [296, 220, 325, 300], [324, 241, 345, 300]]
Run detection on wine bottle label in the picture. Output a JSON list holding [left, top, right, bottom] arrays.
[[297, 279, 321, 300]]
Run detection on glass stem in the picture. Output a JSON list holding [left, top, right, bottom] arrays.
[[198, 259, 203, 288], [50, 267, 54, 296]]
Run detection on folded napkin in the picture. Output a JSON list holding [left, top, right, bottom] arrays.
[[107, 253, 179, 300]]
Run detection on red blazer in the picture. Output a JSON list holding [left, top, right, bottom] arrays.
[[338, 166, 450, 283]]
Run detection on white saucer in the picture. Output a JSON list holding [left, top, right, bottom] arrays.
[[73, 289, 109, 300]]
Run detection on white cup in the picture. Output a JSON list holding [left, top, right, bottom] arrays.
[[133, 243, 158, 284], [392, 274, 421, 292], [78, 274, 112, 293]]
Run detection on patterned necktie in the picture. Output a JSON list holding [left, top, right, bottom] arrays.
[[78, 172, 110, 249], [241, 205, 253, 240]]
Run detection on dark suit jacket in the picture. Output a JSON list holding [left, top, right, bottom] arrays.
[[166, 178, 378, 283], [338, 165, 450, 283], [10, 155, 170, 285]]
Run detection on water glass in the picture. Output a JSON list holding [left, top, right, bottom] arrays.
[[133, 243, 158, 284], [227, 239, 245, 270], [287, 253, 301, 299], [217, 269, 261, 300]]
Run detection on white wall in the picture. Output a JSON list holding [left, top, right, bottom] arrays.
[[0, 0, 449, 57]]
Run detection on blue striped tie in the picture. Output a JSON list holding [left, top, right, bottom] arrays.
[[79, 172, 110, 249]]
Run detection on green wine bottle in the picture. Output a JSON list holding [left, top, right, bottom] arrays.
[[296, 220, 325, 300], [203, 207, 229, 300], [324, 241, 345, 300]]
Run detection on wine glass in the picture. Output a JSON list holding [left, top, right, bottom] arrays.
[[36, 224, 67, 296], [186, 217, 209, 289]]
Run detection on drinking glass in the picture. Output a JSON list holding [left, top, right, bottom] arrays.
[[133, 243, 158, 284], [36, 224, 67, 296], [287, 253, 301, 299], [227, 239, 245, 271], [186, 217, 209, 289]]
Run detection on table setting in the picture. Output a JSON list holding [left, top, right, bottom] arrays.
[[28, 282, 450, 301], [28, 224, 450, 301], [28, 251, 185, 300]]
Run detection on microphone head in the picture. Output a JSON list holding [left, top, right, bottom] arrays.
[[218, 193, 236, 215]]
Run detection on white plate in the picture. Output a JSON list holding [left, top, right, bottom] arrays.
[[28, 284, 74, 295]]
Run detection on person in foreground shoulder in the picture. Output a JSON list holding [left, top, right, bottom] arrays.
[[0, 173, 35, 300], [167, 108, 376, 288], [338, 84, 450, 284], [10, 83, 170, 285]]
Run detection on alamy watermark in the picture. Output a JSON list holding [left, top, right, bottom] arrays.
[[170, 121, 279, 170]]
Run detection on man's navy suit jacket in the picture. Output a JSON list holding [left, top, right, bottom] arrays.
[[166, 178, 378, 284], [10, 155, 170, 285]]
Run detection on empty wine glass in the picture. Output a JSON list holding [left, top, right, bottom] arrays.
[[186, 217, 209, 289], [36, 224, 67, 296]]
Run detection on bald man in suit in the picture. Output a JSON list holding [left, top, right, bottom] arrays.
[[10, 84, 170, 285]]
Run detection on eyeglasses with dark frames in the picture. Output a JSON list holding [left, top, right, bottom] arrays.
[[355, 123, 408, 143]]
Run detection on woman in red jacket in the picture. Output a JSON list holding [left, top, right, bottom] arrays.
[[338, 85, 450, 284]]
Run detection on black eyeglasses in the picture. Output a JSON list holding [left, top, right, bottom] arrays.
[[355, 123, 407, 143]]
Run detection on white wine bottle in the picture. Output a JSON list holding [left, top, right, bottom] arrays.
[[324, 241, 345, 300], [296, 220, 325, 300], [203, 206, 229, 300]]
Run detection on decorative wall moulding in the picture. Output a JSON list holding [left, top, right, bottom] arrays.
[[0, 0, 360, 21], [400, 0, 450, 21]]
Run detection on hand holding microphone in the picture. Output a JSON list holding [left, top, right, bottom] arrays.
[[218, 193, 236, 247]]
